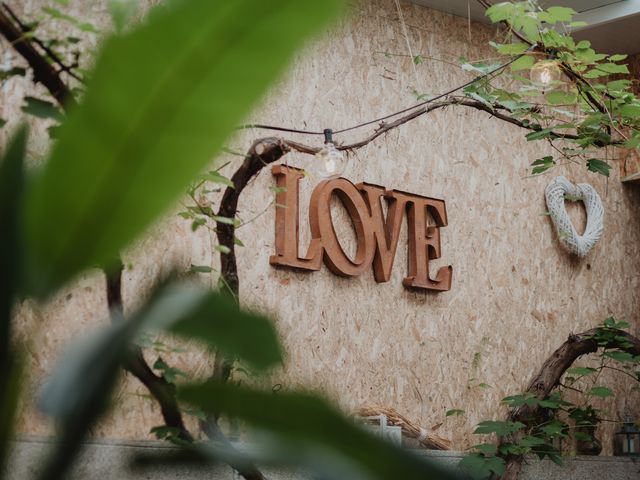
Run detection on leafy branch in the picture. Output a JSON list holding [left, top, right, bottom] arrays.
[[461, 318, 640, 480]]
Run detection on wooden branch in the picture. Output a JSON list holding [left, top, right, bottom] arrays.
[[0, 5, 75, 108], [286, 98, 618, 155], [500, 328, 640, 480], [2, 4, 83, 83], [106, 261, 270, 480], [105, 260, 193, 442], [211, 138, 291, 386]]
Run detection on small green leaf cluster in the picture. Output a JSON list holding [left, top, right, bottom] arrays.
[[461, 317, 639, 479], [461, 1, 640, 177]]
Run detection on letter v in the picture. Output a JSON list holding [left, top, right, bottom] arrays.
[[357, 183, 409, 283]]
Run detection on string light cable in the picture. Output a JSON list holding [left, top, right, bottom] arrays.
[[239, 46, 535, 138]]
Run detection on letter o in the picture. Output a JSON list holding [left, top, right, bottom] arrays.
[[310, 178, 375, 276]]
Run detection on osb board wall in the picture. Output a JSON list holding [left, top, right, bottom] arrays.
[[4, 0, 640, 453]]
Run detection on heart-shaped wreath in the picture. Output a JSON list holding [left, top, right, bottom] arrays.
[[544, 176, 604, 257]]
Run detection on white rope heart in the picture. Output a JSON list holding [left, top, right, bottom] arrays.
[[545, 176, 604, 258]]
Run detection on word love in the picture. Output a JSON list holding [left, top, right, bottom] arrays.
[[269, 165, 452, 291]]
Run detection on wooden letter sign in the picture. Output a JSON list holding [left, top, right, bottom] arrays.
[[269, 165, 452, 291]]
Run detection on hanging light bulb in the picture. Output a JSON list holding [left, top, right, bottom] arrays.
[[530, 60, 562, 90], [311, 129, 347, 179]]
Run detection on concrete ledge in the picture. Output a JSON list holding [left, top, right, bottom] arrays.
[[6, 436, 640, 479]]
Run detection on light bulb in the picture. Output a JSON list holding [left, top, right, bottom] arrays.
[[530, 60, 562, 89], [312, 141, 347, 179], [314, 142, 346, 178]]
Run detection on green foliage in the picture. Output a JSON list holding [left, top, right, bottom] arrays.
[[0, 128, 26, 336], [153, 358, 188, 384], [474, 420, 525, 436], [530, 156, 555, 174], [141, 284, 283, 372], [180, 382, 459, 480], [41, 6, 99, 33], [463, 316, 639, 477], [587, 386, 613, 398], [446, 409, 465, 417], [0, 128, 27, 476], [586, 158, 611, 177], [459, 453, 505, 480], [189, 264, 213, 274], [566, 367, 597, 376], [21, 97, 64, 122], [24, 0, 345, 297], [37, 280, 283, 478], [107, 0, 139, 32], [150, 425, 188, 445], [472, 1, 640, 176]]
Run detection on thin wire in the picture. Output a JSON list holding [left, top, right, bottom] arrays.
[[394, 0, 421, 91], [240, 48, 533, 137]]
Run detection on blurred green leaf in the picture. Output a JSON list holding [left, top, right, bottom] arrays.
[[21, 97, 64, 122], [0, 127, 27, 476], [540, 420, 567, 437], [0, 127, 27, 344], [446, 409, 465, 417], [0, 357, 21, 477], [198, 170, 235, 188], [24, 0, 345, 297], [588, 386, 613, 398], [37, 280, 281, 478], [518, 436, 546, 447], [459, 452, 504, 480], [41, 6, 99, 33], [139, 284, 282, 371], [545, 91, 577, 105], [530, 156, 555, 174], [474, 421, 525, 436], [37, 309, 138, 479], [619, 104, 640, 118], [153, 357, 188, 384], [510, 55, 534, 72], [540, 6, 575, 24], [108, 0, 139, 32], [472, 443, 497, 455], [180, 382, 461, 480], [603, 350, 634, 362], [567, 367, 597, 376], [190, 264, 213, 274]]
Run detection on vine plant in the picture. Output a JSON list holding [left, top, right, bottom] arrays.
[[2, 1, 640, 480], [459, 317, 640, 479]]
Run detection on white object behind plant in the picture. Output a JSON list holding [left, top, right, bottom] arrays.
[[545, 176, 604, 257]]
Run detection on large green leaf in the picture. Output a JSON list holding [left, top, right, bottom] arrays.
[[24, 0, 344, 297], [38, 281, 281, 479], [0, 127, 27, 477], [0, 127, 26, 355], [133, 283, 282, 371], [180, 382, 462, 480], [37, 311, 138, 480]]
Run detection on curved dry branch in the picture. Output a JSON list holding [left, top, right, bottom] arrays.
[[0, 5, 76, 108], [500, 328, 640, 480], [105, 260, 193, 442], [212, 137, 291, 384]]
